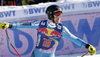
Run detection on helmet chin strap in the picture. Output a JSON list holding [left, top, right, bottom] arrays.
[[52, 19, 57, 26], [52, 19, 55, 23], [49, 17, 57, 26]]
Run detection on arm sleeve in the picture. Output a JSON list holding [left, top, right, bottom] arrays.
[[62, 26, 87, 48], [8, 20, 41, 29]]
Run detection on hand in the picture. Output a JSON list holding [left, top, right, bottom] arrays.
[[88, 45, 96, 55], [0, 22, 9, 30]]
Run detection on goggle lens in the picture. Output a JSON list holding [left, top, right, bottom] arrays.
[[54, 11, 62, 17]]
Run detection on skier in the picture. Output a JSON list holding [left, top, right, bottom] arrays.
[[0, 5, 96, 57]]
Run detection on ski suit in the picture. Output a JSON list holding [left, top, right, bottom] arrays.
[[9, 20, 87, 57]]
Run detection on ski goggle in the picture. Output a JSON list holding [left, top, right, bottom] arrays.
[[54, 11, 62, 17]]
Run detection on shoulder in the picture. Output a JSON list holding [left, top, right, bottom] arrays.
[[63, 26, 69, 31], [40, 20, 48, 22], [58, 22, 64, 26], [31, 20, 41, 26]]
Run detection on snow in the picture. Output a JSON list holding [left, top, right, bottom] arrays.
[[56, 50, 100, 57]]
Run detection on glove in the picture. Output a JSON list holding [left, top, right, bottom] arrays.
[[88, 45, 96, 55], [0, 22, 9, 30]]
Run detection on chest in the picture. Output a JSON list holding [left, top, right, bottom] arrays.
[[37, 20, 63, 38]]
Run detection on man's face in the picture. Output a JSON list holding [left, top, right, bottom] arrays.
[[54, 11, 62, 23]]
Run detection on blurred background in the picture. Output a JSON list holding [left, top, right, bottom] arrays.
[[0, 0, 97, 6]]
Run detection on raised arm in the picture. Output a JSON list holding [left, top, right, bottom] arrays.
[[62, 26, 96, 55], [0, 20, 41, 30], [62, 26, 87, 47]]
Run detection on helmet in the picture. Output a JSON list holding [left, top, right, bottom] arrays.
[[46, 5, 62, 22]]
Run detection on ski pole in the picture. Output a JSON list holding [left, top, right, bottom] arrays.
[[5, 30, 21, 57], [81, 52, 89, 57]]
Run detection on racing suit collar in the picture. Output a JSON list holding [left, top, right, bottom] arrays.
[[47, 20, 56, 28]]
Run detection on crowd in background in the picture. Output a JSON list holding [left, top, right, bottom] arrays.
[[0, 0, 59, 6]]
